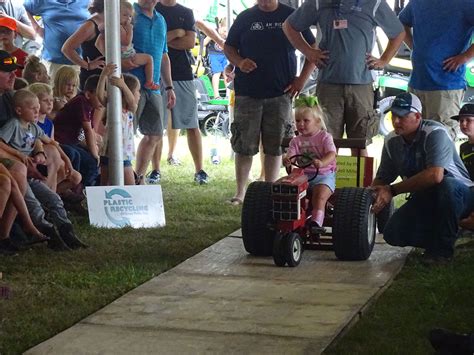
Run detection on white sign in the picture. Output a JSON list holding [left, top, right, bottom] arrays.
[[85, 185, 166, 228]]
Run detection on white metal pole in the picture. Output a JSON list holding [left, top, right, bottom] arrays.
[[226, 0, 233, 29], [104, 0, 124, 186]]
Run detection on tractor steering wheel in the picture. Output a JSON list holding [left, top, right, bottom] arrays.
[[286, 154, 319, 182]]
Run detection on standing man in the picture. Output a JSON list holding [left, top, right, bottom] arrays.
[[0, 0, 36, 48], [372, 92, 474, 264], [224, 0, 316, 204], [131, 0, 175, 185], [283, 0, 404, 156], [399, 0, 474, 139], [149, 0, 209, 185], [23, 0, 90, 79]]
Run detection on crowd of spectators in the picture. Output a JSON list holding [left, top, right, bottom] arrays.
[[0, 0, 473, 270]]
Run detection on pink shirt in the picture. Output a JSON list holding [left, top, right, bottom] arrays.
[[286, 130, 337, 175]]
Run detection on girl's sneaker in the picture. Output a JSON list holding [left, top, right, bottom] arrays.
[[144, 81, 160, 90]]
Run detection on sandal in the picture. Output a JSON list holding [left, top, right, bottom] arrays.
[[25, 233, 50, 245], [226, 197, 243, 205]]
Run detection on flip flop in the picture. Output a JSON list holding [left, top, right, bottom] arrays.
[[227, 197, 243, 205]]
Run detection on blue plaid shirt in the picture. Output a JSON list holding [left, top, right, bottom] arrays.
[[130, 3, 168, 94]]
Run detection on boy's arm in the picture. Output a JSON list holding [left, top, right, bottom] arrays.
[[82, 121, 99, 161]]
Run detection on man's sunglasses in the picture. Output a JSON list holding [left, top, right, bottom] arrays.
[[392, 98, 420, 113], [1, 56, 17, 65]]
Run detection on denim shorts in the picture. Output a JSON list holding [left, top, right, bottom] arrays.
[[100, 156, 132, 167], [308, 171, 336, 192]]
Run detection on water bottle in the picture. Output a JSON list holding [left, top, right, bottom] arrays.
[[210, 148, 220, 164]]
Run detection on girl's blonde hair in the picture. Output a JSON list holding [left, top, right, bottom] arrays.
[[121, 0, 133, 13], [28, 82, 53, 97], [295, 105, 328, 131], [53, 65, 79, 97], [22, 55, 47, 84]]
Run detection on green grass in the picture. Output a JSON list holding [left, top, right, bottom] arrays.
[[2, 137, 474, 354], [0, 156, 242, 354], [325, 247, 474, 354]]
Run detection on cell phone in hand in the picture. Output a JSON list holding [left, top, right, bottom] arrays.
[[37, 164, 48, 177]]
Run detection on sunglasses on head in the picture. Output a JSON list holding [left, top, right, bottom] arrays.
[[1, 56, 17, 65], [393, 98, 420, 113]]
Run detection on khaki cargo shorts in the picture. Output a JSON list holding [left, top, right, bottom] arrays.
[[231, 94, 293, 156]]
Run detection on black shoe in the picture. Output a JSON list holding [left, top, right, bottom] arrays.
[[58, 224, 88, 249], [0, 238, 19, 256], [307, 220, 326, 234], [9, 221, 32, 249], [429, 328, 474, 354], [42, 225, 71, 252]]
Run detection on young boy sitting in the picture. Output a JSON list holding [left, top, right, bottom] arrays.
[[451, 103, 474, 230], [0, 89, 87, 250], [53, 74, 102, 187], [0, 17, 28, 78], [28, 82, 83, 200]]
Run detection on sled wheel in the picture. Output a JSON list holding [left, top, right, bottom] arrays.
[[242, 181, 274, 256], [333, 187, 376, 261]]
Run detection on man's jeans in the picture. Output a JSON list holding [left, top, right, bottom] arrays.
[[383, 177, 474, 257]]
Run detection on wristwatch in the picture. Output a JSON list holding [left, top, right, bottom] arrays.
[[165, 86, 174, 91]]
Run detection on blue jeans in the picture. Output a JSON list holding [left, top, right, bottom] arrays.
[[384, 177, 474, 257], [62, 144, 99, 186]]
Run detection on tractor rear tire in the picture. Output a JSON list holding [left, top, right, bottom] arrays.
[[377, 199, 395, 234], [242, 181, 274, 256], [333, 187, 376, 261]]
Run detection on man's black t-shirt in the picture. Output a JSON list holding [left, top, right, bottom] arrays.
[[155, 3, 195, 81], [226, 3, 315, 99], [460, 141, 474, 181], [0, 91, 15, 128]]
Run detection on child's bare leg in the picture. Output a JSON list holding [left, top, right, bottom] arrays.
[[100, 165, 109, 186], [212, 72, 222, 98], [57, 169, 82, 194], [124, 166, 135, 185], [311, 184, 332, 226], [0, 173, 11, 216], [44, 144, 61, 191], [133, 53, 159, 89], [460, 212, 474, 230], [0, 165, 42, 238]]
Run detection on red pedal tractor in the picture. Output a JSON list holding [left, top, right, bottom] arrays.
[[241, 138, 391, 267]]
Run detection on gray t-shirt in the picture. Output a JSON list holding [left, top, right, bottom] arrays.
[[0, 118, 45, 155], [287, 0, 403, 85], [375, 120, 472, 187]]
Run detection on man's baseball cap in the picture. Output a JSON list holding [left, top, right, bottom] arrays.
[[384, 92, 423, 117], [450, 104, 474, 121], [0, 18, 17, 32], [0, 50, 22, 72]]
